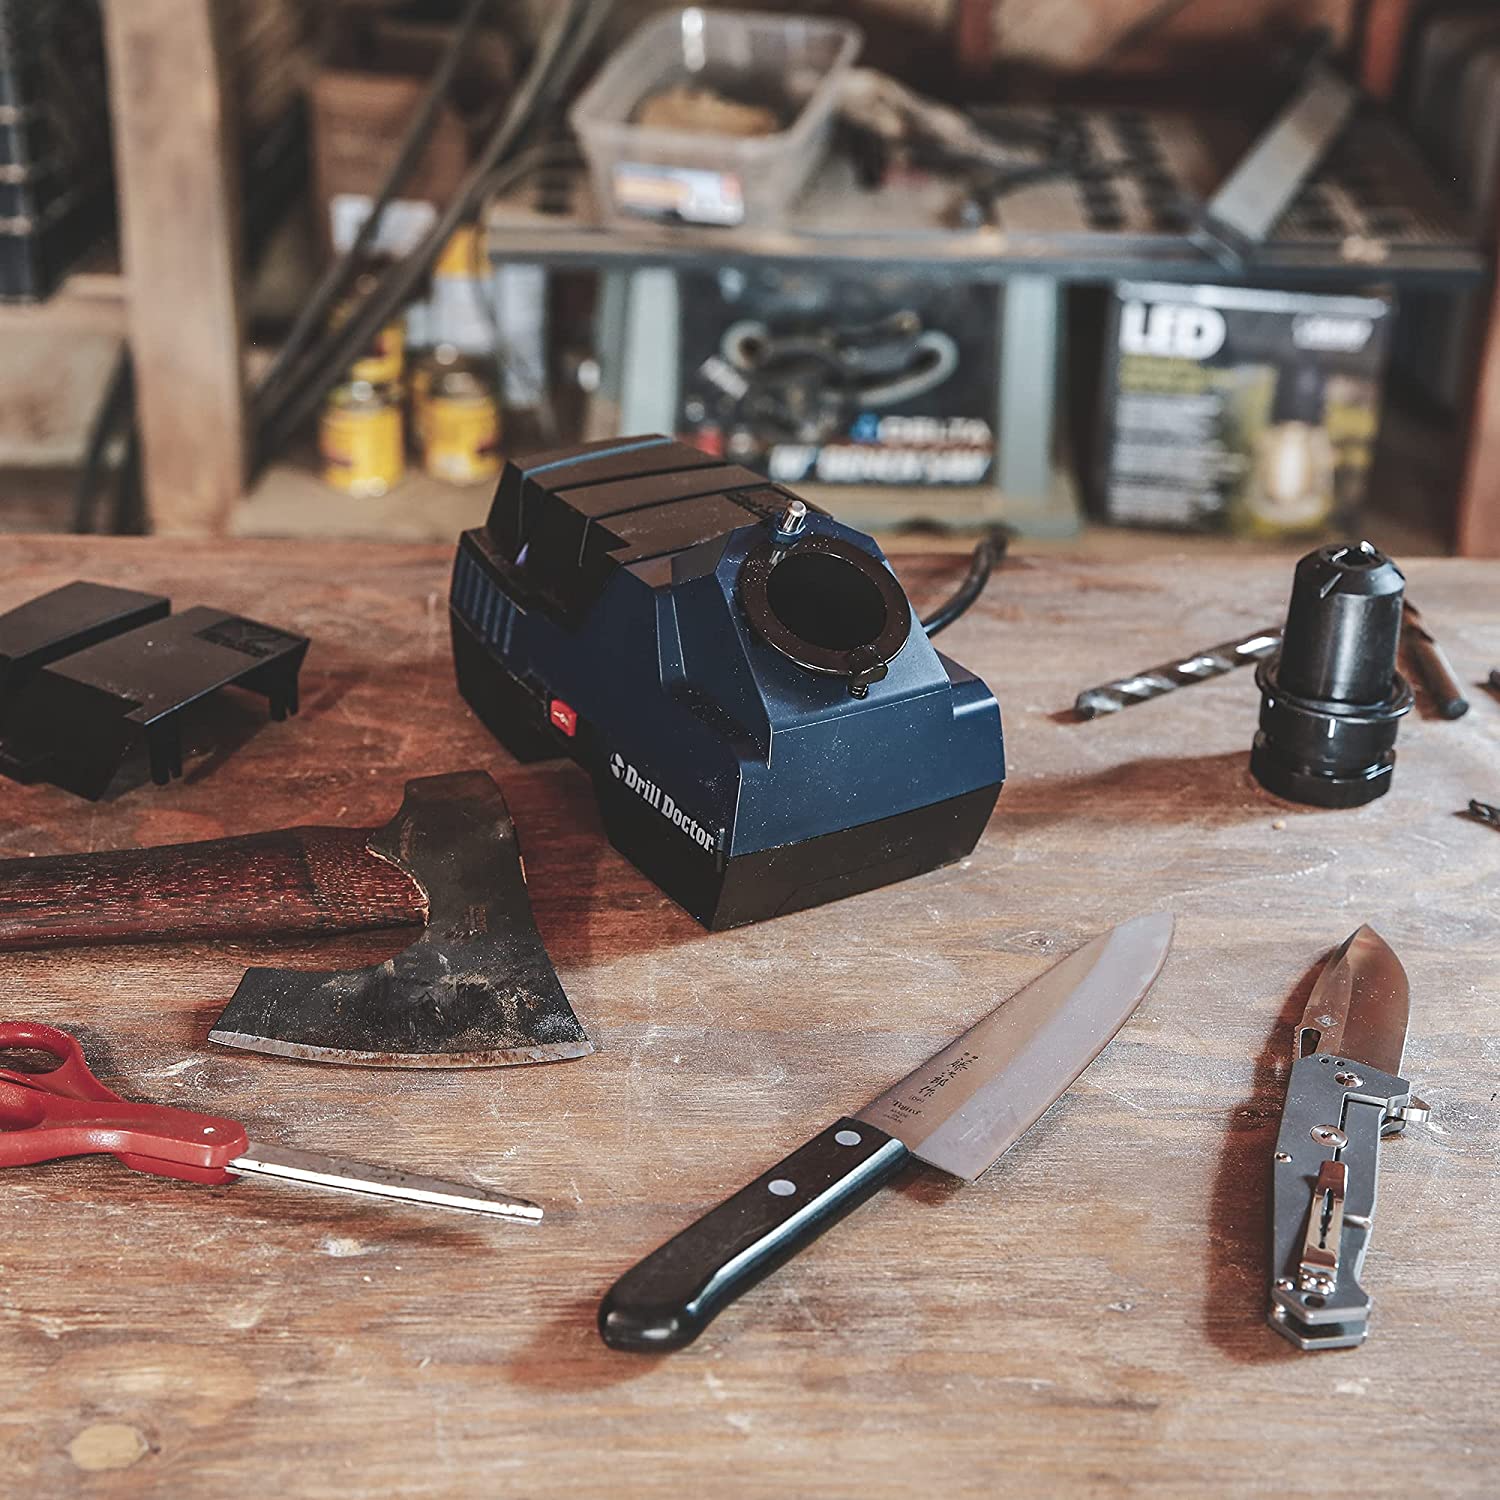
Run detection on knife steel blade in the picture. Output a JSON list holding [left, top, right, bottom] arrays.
[[1268, 925, 1429, 1352], [598, 912, 1174, 1353], [1295, 926, 1411, 1077]]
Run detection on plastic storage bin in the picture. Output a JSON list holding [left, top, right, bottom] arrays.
[[569, 8, 861, 231]]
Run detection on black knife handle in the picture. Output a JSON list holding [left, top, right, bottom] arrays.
[[599, 1118, 910, 1353]]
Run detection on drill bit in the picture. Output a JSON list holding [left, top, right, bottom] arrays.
[[1074, 629, 1281, 720], [1467, 800, 1500, 831], [1401, 601, 1469, 720]]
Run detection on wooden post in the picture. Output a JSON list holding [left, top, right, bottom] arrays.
[[1455, 50, 1500, 558], [1456, 286, 1500, 558], [1355, 0, 1500, 556], [1359, 0, 1417, 102], [104, 0, 247, 536]]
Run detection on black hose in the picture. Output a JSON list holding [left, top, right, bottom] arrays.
[[71, 346, 134, 534], [111, 421, 147, 537], [921, 528, 1010, 638], [253, 0, 606, 470], [254, 0, 593, 459], [251, 0, 492, 422], [466, 141, 583, 448]]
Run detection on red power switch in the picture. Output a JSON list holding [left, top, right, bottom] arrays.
[[549, 698, 578, 737]]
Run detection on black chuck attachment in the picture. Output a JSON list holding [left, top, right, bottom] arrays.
[[1251, 541, 1413, 808]]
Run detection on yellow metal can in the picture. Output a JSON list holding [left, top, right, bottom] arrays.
[[332, 273, 406, 387], [409, 343, 462, 447], [420, 362, 501, 485], [320, 381, 405, 498], [434, 225, 481, 279]]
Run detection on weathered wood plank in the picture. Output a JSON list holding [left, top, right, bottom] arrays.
[[1457, 275, 1500, 557], [0, 538, 1495, 1496], [102, 0, 247, 537]]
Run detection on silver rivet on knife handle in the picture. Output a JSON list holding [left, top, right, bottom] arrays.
[[227, 1142, 543, 1221]]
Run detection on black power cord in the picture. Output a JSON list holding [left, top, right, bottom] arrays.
[[920, 528, 1010, 638], [71, 345, 133, 534], [250, 0, 493, 425], [253, 0, 608, 470], [467, 140, 584, 448]]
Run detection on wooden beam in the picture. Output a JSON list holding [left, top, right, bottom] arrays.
[[1456, 275, 1500, 558], [1455, 62, 1500, 560], [1360, 0, 1417, 101], [103, 0, 247, 536], [0, 269, 128, 339]]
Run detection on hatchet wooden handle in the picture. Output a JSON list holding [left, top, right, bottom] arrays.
[[0, 826, 426, 951]]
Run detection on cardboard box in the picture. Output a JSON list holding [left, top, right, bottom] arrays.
[[310, 18, 513, 246], [675, 267, 1000, 487], [311, 68, 469, 227], [1096, 281, 1392, 536]]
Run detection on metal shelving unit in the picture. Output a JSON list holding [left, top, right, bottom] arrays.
[[482, 104, 1482, 539], [484, 108, 1484, 286]]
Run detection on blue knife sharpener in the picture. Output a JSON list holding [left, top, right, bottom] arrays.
[[449, 435, 1004, 929]]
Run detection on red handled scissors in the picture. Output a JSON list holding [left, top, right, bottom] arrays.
[[0, 1022, 541, 1220]]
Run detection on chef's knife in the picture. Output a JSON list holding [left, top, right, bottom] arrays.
[[599, 912, 1174, 1352], [1267, 926, 1429, 1351]]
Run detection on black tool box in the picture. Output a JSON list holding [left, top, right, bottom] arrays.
[[0, 0, 113, 302]]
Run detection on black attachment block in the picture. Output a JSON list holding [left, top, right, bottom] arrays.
[[0, 603, 309, 799], [0, 580, 168, 702], [1252, 541, 1413, 808]]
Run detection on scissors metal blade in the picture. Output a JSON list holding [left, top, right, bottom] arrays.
[[229, 1142, 543, 1222]]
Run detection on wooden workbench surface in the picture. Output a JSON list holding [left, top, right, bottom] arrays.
[[2, 537, 1497, 1498]]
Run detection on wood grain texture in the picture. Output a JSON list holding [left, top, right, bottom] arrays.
[[0, 826, 423, 952], [0, 536, 1496, 1498], [103, 0, 247, 537], [1458, 272, 1500, 558]]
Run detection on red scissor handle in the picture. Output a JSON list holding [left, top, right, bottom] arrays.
[[0, 1022, 248, 1185]]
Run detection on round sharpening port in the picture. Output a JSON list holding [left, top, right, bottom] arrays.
[[765, 550, 890, 652], [738, 530, 913, 690]]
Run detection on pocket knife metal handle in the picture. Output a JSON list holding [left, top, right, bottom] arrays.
[[1268, 1053, 1428, 1350]]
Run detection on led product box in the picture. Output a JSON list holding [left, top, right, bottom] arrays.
[[1096, 281, 1392, 537]]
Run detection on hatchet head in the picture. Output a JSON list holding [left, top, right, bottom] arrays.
[[208, 771, 593, 1068]]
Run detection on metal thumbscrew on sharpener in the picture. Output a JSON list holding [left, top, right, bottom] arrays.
[[448, 436, 1005, 930], [1251, 541, 1413, 808]]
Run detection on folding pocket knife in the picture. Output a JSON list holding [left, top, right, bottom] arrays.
[[1268, 926, 1430, 1351]]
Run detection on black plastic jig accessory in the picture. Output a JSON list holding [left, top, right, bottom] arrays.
[[1251, 541, 1413, 808], [0, 584, 308, 799]]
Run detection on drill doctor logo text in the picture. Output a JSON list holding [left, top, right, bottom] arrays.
[[609, 752, 717, 852]]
